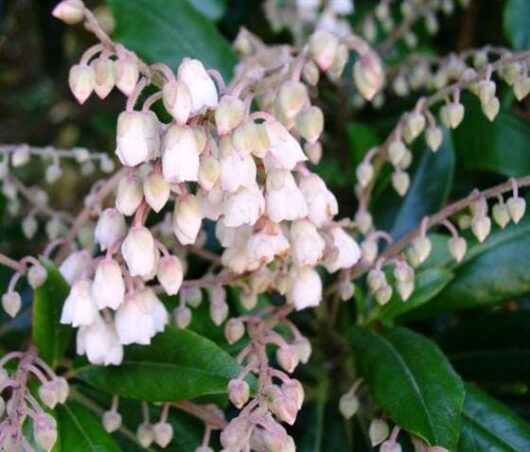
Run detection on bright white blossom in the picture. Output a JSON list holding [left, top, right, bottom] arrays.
[[177, 58, 218, 114]]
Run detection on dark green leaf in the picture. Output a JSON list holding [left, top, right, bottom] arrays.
[[460, 384, 530, 451], [56, 402, 120, 451], [504, 0, 530, 50], [351, 326, 464, 449], [77, 326, 250, 401], [347, 122, 381, 166], [32, 258, 72, 368], [109, 0, 237, 78], [453, 96, 530, 177], [188, 0, 226, 20], [391, 128, 455, 238]]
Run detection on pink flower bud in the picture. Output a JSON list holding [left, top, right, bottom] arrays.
[[143, 170, 170, 213], [163, 80, 192, 125], [116, 174, 143, 216], [38, 381, 58, 409], [271, 394, 299, 425], [380, 440, 402, 452], [228, 379, 250, 408], [52, 0, 84, 24], [157, 255, 183, 296], [115, 111, 160, 167], [177, 58, 218, 114], [34, 413, 58, 451], [215, 95, 245, 135], [210, 299, 229, 326], [116, 294, 155, 345], [95, 208, 126, 251], [137, 423, 155, 448], [121, 226, 157, 278], [224, 318, 245, 344], [153, 422, 174, 448], [299, 174, 338, 227], [172, 195, 202, 245], [92, 57, 115, 99], [28, 264, 47, 289], [309, 30, 339, 71], [367, 268, 386, 292], [276, 345, 299, 373], [282, 378, 305, 409], [103, 410, 122, 433], [353, 51, 384, 101], [114, 58, 140, 96], [220, 418, 252, 449], [69, 64, 94, 104], [162, 125, 200, 183], [59, 250, 91, 284]]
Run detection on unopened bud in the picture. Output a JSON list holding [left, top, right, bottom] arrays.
[[367, 269, 386, 292], [304, 141, 323, 164], [296, 106, 324, 143], [278, 81, 308, 119], [95, 208, 126, 251], [375, 284, 392, 305], [215, 95, 245, 135], [356, 161, 374, 187], [54, 377, 69, 403], [353, 51, 385, 101], [500, 62, 521, 86], [392, 170, 410, 196], [271, 395, 298, 425], [339, 280, 355, 301], [116, 174, 143, 216], [388, 140, 407, 166], [114, 58, 140, 96], [184, 287, 202, 308], [339, 391, 359, 419], [493, 202, 510, 228], [355, 210, 373, 234], [514, 74, 530, 101], [440, 102, 464, 129], [394, 262, 414, 283], [228, 379, 250, 408], [198, 156, 220, 191], [327, 43, 349, 80], [45, 164, 62, 184], [22, 215, 38, 239], [282, 379, 305, 409], [471, 215, 491, 242], [92, 58, 115, 99], [292, 337, 312, 364], [482, 97, 500, 121], [478, 80, 496, 105], [38, 382, 58, 409], [34, 413, 58, 451], [103, 411, 122, 433], [397, 281, 414, 301], [157, 255, 184, 296], [410, 236, 432, 265], [28, 264, 48, 289], [174, 305, 192, 329], [210, 300, 228, 326], [154, 422, 174, 448], [2, 291, 21, 318], [426, 126, 443, 152], [361, 239, 378, 263], [52, 0, 84, 24], [69, 64, 94, 104], [224, 318, 245, 344], [137, 424, 154, 448], [369, 419, 390, 447], [276, 345, 299, 373], [144, 171, 170, 213], [448, 236, 467, 262], [506, 196, 526, 223], [309, 30, 339, 71], [162, 80, 192, 125], [302, 61, 320, 86], [403, 112, 426, 143], [380, 440, 402, 452]]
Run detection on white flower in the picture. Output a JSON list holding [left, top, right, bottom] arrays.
[[121, 226, 157, 278], [197, 186, 224, 221], [324, 227, 361, 272], [115, 293, 155, 345], [137, 288, 168, 333], [115, 174, 143, 216], [68, 64, 94, 104], [172, 195, 202, 245], [77, 315, 123, 365], [115, 111, 160, 167], [219, 148, 257, 192], [162, 80, 192, 125], [95, 208, 126, 251], [290, 220, 325, 266], [59, 250, 91, 284], [157, 255, 184, 296], [264, 121, 307, 171], [215, 223, 252, 248], [287, 267, 322, 310], [266, 170, 308, 223], [222, 184, 265, 227], [299, 174, 338, 227], [245, 223, 290, 271], [161, 125, 200, 183], [330, 0, 354, 14], [143, 171, 170, 213], [177, 58, 218, 114], [60, 279, 98, 327], [91, 258, 125, 310]]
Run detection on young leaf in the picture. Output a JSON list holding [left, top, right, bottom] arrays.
[[56, 402, 120, 451], [108, 0, 236, 78], [350, 326, 465, 450], [77, 326, 252, 401], [32, 258, 72, 368], [460, 384, 530, 450]]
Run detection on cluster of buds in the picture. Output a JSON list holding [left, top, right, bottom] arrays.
[[0, 349, 69, 450]]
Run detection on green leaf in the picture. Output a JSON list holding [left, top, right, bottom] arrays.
[[504, 0, 530, 50], [453, 96, 530, 177], [188, 0, 226, 20], [460, 384, 530, 451], [347, 122, 381, 167], [372, 268, 454, 323], [32, 258, 72, 368], [350, 326, 465, 449], [415, 216, 530, 315], [77, 326, 250, 401], [108, 0, 237, 78], [391, 128, 455, 238], [56, 402, 120, 451]]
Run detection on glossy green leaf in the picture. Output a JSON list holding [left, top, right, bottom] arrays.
[[56, 402, 120, 451], [453, 96, 530, 177], [504, 0, 530, 50], [460, 384, 530, 451], [391, 128, 455, 238], [351, 326, 464, 449], [32, 258, 72, 368], [372, 268, 454, 323], [188, 0, 226, 20], [347, 122, 381, 166], [77, 326, 250, 401], [109, 0, 237, 78]]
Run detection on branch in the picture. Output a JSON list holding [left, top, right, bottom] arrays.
[[172, 401, 227, 429], [0, 253, 25, 273]]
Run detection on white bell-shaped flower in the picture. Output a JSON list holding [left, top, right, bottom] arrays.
[[115, 174, 143, 216], [95, 208, 126, 251], [177, 58, 218, 114], [115, 111, 160, 167], [143, 170, 170, 213], [172, 195, 202, 245], [121, 226, 157, 278], [216, 223, 252, 248], [222, 184, 265, 227], [60, 279, 98, 327], [137, 287, 168, 334], [59, 250, 91, 284], [219, 146, 257, 193], [157, 255, 184, 296], [197, 186, 224, 221], [264, 121, 307, 171], [77, 315, 123, 365], [299, 174, 338, 227], [287, 267, 322, 310], [115, 293, 155, 345], [324, 227, 361, 272], [290, 219, 325, 266], [162, 80, 192, 125], [161, 125, 200, 183], [245, 222, 290, 271], [266, 170, 308, 223], [91, 258, 125, 310]]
